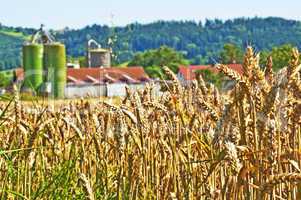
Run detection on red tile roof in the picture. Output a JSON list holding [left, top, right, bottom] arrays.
[[14, 66, 150, 85], [178, 64, 243, 81]]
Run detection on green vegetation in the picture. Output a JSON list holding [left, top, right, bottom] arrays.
[[1, 17, 301, 70], [219, 43, 244, 64], [56, 17, 301, 65], [0, 71, 13, 87], [0, 25, 35, 70], [128, 46, 188, 78], [260, 44, 301, 71], [0, 32, 23, 70], [0, 30, 30, 40]]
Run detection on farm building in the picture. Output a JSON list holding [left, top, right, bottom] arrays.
[[14, 67, 155, 98], [87, 39, 111, 68], [177, 64, 243, 82], [177, 64, 243, 89]]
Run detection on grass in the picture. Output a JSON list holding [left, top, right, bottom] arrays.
[[0, 30, 30, 40]]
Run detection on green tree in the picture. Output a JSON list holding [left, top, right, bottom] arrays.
[[2, 17, 301, 70], [219, 43, 243, 64], [78, 56, 87, 68], [0, 72, 11, 87], [144, 66, 165, 79], [128, 46, 188, 78], [259, 44, 301, 71]]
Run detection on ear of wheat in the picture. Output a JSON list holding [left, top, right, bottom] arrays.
[[0, 46, 299, 199]]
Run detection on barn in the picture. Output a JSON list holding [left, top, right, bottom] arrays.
[[14, 66, 154, 98]]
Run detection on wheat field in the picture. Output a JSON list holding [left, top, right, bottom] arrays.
[[0, 46, 300, 199]]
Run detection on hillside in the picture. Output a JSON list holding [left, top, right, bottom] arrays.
[[1, 17, 301, 70], [0, 32, 23, 70], [0, 25, 35, 70]]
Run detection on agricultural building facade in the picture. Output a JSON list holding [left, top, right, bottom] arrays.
[[15, 67, 154, 98]]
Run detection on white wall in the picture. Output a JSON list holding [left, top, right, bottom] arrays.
[[65, 83, 160, 98], [65, 84, 107, 98], [106, 83, 127, 97]]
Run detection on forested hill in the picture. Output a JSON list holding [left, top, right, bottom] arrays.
[[1, 17, 301, 70], [0, 25, 35, 70]]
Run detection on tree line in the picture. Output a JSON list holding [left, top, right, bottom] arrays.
[[0, 17, 301, 70]]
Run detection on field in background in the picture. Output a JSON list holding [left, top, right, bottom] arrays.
[[0, 30, 30, 40], [0, 46, 300, 199]]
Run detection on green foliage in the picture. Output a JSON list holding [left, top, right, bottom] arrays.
[[56, 17, 301, 65], [0, 71, 13, 87], [78, 56, 87, 68], [67, 56, 87, 68], [0, 26, 34, 70], [128, 46, 188, 78], [32, 160, 82, 199], [195, 69, 224, 89], [219, 43, 243, 64], [1, 17, 301, 70], [144, 66, 166, 79], [0, 33, 23, 70], [259, 44, 301, 71]]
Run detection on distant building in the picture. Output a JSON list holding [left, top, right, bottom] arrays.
[[88, 49, 111, 68], [87, 39, 111, 68], [177, 64, 243, 89], [14, 66, 155, 98]]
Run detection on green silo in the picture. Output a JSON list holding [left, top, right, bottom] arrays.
[[44, 43, 66, 98], [22, 44, 43, 91]]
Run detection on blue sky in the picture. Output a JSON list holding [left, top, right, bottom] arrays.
[[1, 0, 300, 29]]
